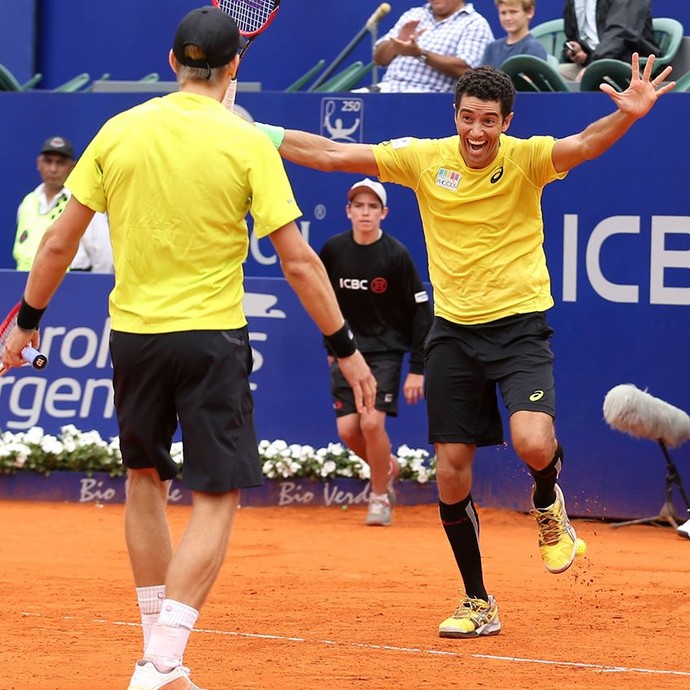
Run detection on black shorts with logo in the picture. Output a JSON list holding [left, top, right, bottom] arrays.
[[424, 313, 555, 446], [330, 353, 403, 417], [110, 328, 262, 493]]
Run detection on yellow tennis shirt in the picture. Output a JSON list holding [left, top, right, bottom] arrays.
[[67, 91, 301, 333], [374, 134, 567, 325]]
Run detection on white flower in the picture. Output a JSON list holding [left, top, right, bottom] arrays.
[[40, 435, 64, 455], [2, 442, 31, 467], [21, 426, 45, 445], [321, 460, 337, 477]]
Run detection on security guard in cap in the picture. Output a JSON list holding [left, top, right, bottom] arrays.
[[14, 136, 113, 272]]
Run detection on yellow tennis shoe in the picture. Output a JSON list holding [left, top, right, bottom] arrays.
[[438, 595, 501, 638], [530, 483, 577, 574]]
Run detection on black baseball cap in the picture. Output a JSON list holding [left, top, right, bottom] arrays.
[[40, 136, 74, 159], [173, 7, 240, 69]]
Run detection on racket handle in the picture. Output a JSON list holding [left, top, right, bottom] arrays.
[[222, 79, 237, 112], [22, 345, 48, 370]]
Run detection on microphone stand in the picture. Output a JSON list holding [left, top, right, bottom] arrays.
[[611, 440, 690, 529], [370, 23, 379, 86]]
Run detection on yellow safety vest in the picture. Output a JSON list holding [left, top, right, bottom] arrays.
[[14, 190, 69, 271]]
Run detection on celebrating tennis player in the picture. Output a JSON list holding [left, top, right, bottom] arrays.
[[257, 52, 675, 638], [0, 6, 375, 689]]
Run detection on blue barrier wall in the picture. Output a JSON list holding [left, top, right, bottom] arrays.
[[0, 1, 687, 90], [1, 89, 690, 520]]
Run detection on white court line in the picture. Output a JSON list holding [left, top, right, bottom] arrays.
[[22, 612, 690, 679]]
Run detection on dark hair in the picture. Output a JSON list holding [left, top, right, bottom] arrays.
[[454, 66, 515, 118]]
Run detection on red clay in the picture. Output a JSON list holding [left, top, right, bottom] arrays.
[[1, 500, 688, 689]]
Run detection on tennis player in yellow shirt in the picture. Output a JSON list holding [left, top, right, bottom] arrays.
[[1, 7, 375, 689], [257, 52, 674, 638]]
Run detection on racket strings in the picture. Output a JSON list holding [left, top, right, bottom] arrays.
[[217, 0, 275, 33], [0, 315, 19, 355]]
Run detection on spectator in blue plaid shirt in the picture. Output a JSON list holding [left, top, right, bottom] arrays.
[[371, 1, 494, 92]]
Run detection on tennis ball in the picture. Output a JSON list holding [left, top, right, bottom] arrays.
[[575, 537, 587, 557]]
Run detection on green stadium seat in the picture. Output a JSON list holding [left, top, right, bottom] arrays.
[[645, 18, 684, 76], [313, 61, 364, 93], [53, 72, 91, 92], [580, 59, 632, 92], [285, 60, 326, 92], [530, 19, 566, 64], [0, 63, 42, 91], [500, 55, 571, 92]]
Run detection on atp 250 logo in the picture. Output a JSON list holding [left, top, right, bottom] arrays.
[[320, 98, 364, 142]]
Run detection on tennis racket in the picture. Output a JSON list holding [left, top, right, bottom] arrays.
[[211, 0, 282, 111], [0, 302, 49, 373]]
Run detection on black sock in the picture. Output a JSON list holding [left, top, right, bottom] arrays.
[[439, 495, 488, 601], [530, 444, 564, 509]]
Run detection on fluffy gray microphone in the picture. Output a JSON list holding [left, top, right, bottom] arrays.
[[603, 384, 690, 449]]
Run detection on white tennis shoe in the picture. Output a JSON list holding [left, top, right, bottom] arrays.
[[127, 659, 204, 690], [677, 519, 690, 539]]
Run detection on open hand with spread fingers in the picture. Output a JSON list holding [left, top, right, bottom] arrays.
[[600, 53, 676, 118]]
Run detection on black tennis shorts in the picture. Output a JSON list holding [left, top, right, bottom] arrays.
[[330, 353, 403, 417], [424, 313, 556, 446], [110, 328, 262, 493]]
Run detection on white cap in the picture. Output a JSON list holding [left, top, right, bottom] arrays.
[[347, 178, 387, 206]]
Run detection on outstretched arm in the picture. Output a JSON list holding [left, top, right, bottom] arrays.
[[552, 54, 675, 173], [279, 130, 380, 176]]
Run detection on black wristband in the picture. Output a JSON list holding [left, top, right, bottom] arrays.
[[16, 297, 46, 331], [324, 322, 357, 358]]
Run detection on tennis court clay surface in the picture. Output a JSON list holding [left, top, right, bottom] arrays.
[[1, 500, 688, 690]]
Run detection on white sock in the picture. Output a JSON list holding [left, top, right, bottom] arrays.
[[145, 599, 199, 671], [136, 585, 166, 651]]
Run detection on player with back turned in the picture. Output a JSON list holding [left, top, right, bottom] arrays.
[[255, 52, 675, 637], [0, 6, 375, 689]]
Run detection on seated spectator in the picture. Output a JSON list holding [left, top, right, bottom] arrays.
[[481, 0, 547, 68], [559, 0, 659, 82], [370, 1, 494, 92], [14, 136, 113, 273]]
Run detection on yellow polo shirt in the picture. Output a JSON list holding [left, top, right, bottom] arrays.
[[67, 91, 301, 333], [374, 134, 567, 325]]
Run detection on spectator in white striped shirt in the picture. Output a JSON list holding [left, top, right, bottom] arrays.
[[370, 1, 494, 92]]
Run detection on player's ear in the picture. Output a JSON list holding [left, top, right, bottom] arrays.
[[168, 50, 178, 75], [228, 54, 240, 80], [502, 112, 514, 133], [380, 206, 389, 220]]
